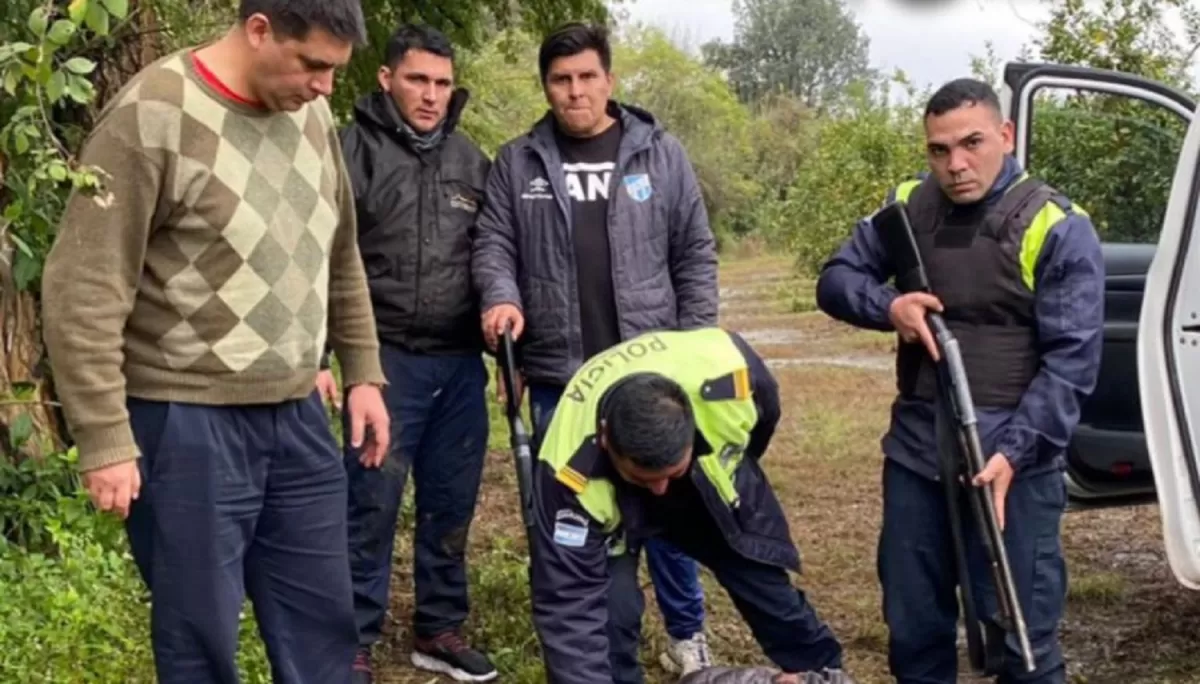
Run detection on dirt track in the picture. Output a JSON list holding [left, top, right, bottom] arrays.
[[371, 255, 1200, 684]]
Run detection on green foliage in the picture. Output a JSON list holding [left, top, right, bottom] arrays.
[[1022, 0, 1199, 243], [613, 24, 759, 242], [701, 0, 874, 110], [1029, 92, 1189, 242], [1034, 0, 1200, 89], [464, 540, 544, 683], [455, 30, 549, 156], [785, 79, 927, 274], [0, 527, 156, 683], [0, 450, 272, 683], [0, 0, 127, 293]]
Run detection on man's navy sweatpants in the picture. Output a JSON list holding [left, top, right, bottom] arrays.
[[878, 458, 1068, 684], [125, 392, 357, 684], [529, 382, 707, 642], [343, 344, 488, 645]]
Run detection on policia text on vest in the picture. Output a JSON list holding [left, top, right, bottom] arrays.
[[526, 327, 851, 684], [562, 333, 670, 405]]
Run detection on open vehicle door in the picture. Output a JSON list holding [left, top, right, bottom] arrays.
[[1001, 62, 1194, 509], [1138, 90, 1200, 589]]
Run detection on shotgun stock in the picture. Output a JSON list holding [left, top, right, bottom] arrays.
[[870, 200, 1036, 675]]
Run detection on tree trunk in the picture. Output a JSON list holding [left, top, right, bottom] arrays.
[[0, 153, 65, 462], [0, 1, 165, 463]]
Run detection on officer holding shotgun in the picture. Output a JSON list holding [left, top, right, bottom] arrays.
[[816, 78, 1104, 684]]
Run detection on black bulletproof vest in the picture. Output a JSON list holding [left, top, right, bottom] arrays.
[[895, 175, 1060, 408]]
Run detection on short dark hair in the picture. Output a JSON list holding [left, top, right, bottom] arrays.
[[384, 23, 455, 69], [538, 22, 612, 84], [603, 374, 695, 470], [924, 78, 1002, 119], [238, 0, 367, 45]]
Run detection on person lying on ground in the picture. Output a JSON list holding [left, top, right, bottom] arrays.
[[680, 666, 852, 684]]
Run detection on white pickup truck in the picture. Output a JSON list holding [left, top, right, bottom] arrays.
[[1001, 61, 1200, 590]]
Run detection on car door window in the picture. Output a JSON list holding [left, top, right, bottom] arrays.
[[1025, 87, 1190, 244]]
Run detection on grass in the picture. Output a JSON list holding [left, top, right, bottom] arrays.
[[366, 253, 1200, 684]]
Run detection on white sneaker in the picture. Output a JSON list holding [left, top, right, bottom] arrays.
[[659, 632, 715, 676]]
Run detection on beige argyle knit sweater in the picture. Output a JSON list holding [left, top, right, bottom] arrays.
[[42, 50, 386, 472]]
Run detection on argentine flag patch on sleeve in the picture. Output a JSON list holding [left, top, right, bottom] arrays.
[[553, 508, 590, 548]]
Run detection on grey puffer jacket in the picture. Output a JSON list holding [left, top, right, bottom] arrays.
[[470, 101, 718, 385]]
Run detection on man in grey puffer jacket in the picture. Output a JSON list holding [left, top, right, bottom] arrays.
[[470, 30, 718, 387], [470, 21, 720, 679]]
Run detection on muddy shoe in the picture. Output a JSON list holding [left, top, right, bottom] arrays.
[[351, 648, 373, 684], [411, 631, 498, 682]]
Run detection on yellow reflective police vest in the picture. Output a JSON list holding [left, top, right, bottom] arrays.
[[537, 327, 760, 536]]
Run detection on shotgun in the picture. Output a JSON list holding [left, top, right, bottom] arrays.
[[497, 323, 535, 538], [870, 200, 1036, 675]]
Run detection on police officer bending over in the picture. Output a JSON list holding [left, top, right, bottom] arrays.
[[816, 78, 1104, 684], [528, 327, 853, 684]]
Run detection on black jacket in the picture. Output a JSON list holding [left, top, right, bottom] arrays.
[[338, 89, 491, 355]]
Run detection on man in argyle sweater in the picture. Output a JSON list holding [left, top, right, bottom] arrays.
[[40, 2, 389, 683]]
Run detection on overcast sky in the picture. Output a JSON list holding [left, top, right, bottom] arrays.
[[617, 0, 1196, 91]]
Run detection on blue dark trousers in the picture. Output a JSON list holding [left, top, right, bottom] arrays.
[[528, 382, 706, 641], [878, 458, 1068, 684], [125, 392, 357, 684], [343, 345, 489, 645]]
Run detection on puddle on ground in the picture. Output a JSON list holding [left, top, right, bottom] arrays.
[[736, 328, 809, 345], [766, 355, 892, 372]]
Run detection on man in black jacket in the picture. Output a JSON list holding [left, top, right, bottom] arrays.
[[316, 24, 495, 684]]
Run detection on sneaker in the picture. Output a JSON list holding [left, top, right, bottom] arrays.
[[659, 632, 715, 676], [351, 648, 373, 684], [411, 630, 499, 682]]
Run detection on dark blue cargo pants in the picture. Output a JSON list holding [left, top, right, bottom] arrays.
[[125, 392, 357, 684], [343, 344, 488, 646], [878, 458, 1068, 684]]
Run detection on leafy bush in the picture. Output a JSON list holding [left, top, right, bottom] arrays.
[[0, 449, 274, 683], [1027, 92, 1189, 243], [784, 81, 927, 275]]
